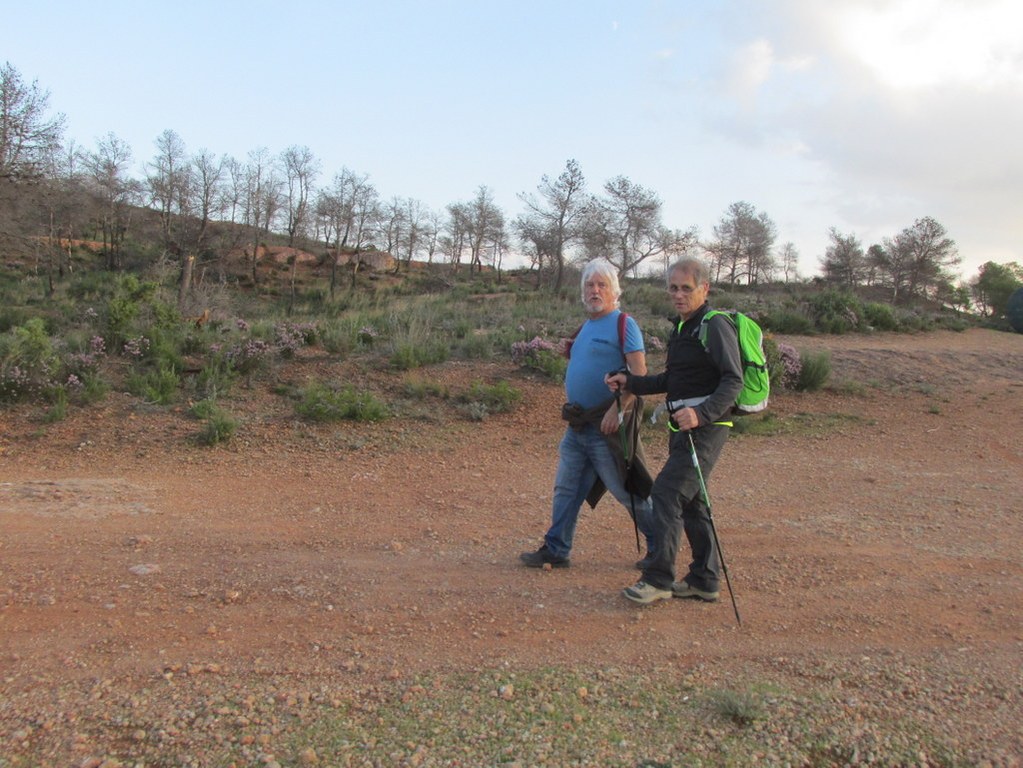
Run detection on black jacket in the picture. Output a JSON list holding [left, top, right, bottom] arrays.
[[626, 302, 743, 426]]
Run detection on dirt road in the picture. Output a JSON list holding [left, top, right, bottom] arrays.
[[2, 328, 1021, 765]]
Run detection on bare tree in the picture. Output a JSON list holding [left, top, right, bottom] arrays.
[[0, 62, 65, 181], [705, 201, 776, 286], [280, 145, 319, 248], [39, 140, 88, 284], [380, 196, 406, 270], [442, 202, 470, 272], [223, 156, 245, 225], [581, 176, 676, 277], [819, 228, 866, 288], [241, 147, 283, 287], [422, 210, 441, 266], [180, 148, 225, 299], [464, 185, 504, 274], [146, 130, 191, 246], [778, 241, 800, 283], [397, 197, 428, 271], [514, 158, 587, 291], [84, 133, 140, 270], [316, 168, 377, 295], [657, 226, 702, 276], [279, 145, 319, 309], [346, 182, 380, 288]]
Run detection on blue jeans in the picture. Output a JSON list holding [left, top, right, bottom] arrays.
[[544, 424, 654, 558]]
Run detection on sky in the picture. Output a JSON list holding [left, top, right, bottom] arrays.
[[3, 0, 1021, 281]]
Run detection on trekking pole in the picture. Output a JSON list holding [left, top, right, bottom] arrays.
[[686, 431, 741, 626], [614, 389, 642, 554]]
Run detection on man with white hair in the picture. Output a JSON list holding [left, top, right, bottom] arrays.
[[520, 258, 655, 569]]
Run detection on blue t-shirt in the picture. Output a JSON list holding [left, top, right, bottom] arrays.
[[564, 310, 644, 408]]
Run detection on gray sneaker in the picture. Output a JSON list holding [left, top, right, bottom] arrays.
[[623, 580, 672, 605], [671, 581, 719, 602]]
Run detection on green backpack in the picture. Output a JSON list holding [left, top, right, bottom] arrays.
[[697, 310, 770, 415]]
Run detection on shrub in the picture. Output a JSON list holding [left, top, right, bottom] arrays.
[[763, 336, 802, 390], [43, 386, 69, 423], [318, 320, 356, 357], [403, 376, 449, 399], [196, 353, 237, 399], [761, 309, 814, 335], [458, 379, 521, 419], [127, 365, 180, 404], [808, 289, 863, 334], [511, 336, 566, 381], [104, 275, 158, 347], [225, 338, 273, 378], [274, 320, 317, 358], [391, 340, 450, 370], [863, 301, 899, 331], [459, 333, 493, 359], [191, 399, 239, 446], [0, 318, 60, 402], [295, 380, 388, 422], [705, 688, 766, 726], [63, 335, 107, 379], [796, 349, 831, 391], [73, 372, 109, 405]]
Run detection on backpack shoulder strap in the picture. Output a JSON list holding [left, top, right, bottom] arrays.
[[566, 311, 630, 360], [563, 323, 584, 360], [696, 309, 735, 348]]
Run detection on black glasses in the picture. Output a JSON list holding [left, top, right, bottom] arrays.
[[668, 284, 700, 295]]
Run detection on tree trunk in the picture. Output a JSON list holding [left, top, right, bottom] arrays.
[[178, 254, 195, 309]]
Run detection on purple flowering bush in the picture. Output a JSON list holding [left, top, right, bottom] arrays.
[[511, 336, 566, 381], [776, 341, 802, 390], [0, 318, 59, 402], [226, 338, 272, 376], [763, 335, 803, 391], [65, 336, 107, 378], [274, 321, 317, 359]]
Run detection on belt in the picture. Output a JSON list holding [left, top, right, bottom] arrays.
[[666, 395, 709, 411], [650, 395, 710, 425]]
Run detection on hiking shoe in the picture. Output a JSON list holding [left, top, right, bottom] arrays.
[[519, 546, 570, 569], [622, 580, 672, 605], [672, 581, 720, 602]]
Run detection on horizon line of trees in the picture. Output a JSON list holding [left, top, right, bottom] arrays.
[[3, 61, 1018, 316]]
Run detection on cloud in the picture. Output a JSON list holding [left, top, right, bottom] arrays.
[[696, 0, 1023, 270], [727, 38, 775, 104]]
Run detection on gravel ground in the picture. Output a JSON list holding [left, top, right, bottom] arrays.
[[1, 328, 1021, 767]]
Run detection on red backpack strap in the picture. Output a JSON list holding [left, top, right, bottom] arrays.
[[565, 312, 629, 360], [563, 323, 584, 359]]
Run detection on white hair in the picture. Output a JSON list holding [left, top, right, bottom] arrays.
[[580, 258, 622, 309]]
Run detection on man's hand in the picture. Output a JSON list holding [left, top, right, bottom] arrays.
[[605, 372, 628, 392], [671, 406, 700, 431]]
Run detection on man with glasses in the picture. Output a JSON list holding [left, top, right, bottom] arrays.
[[606, 258, 743, 605]]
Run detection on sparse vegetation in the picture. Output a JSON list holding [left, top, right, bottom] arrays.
[[295, 380, 388, 422], [795, 349, 832, 391]]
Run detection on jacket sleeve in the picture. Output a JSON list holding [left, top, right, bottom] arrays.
[[625, 370, 668, 397], [694, 314, 744, 425]]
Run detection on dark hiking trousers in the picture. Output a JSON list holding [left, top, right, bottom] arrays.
[[642, 423, 730, 592]]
